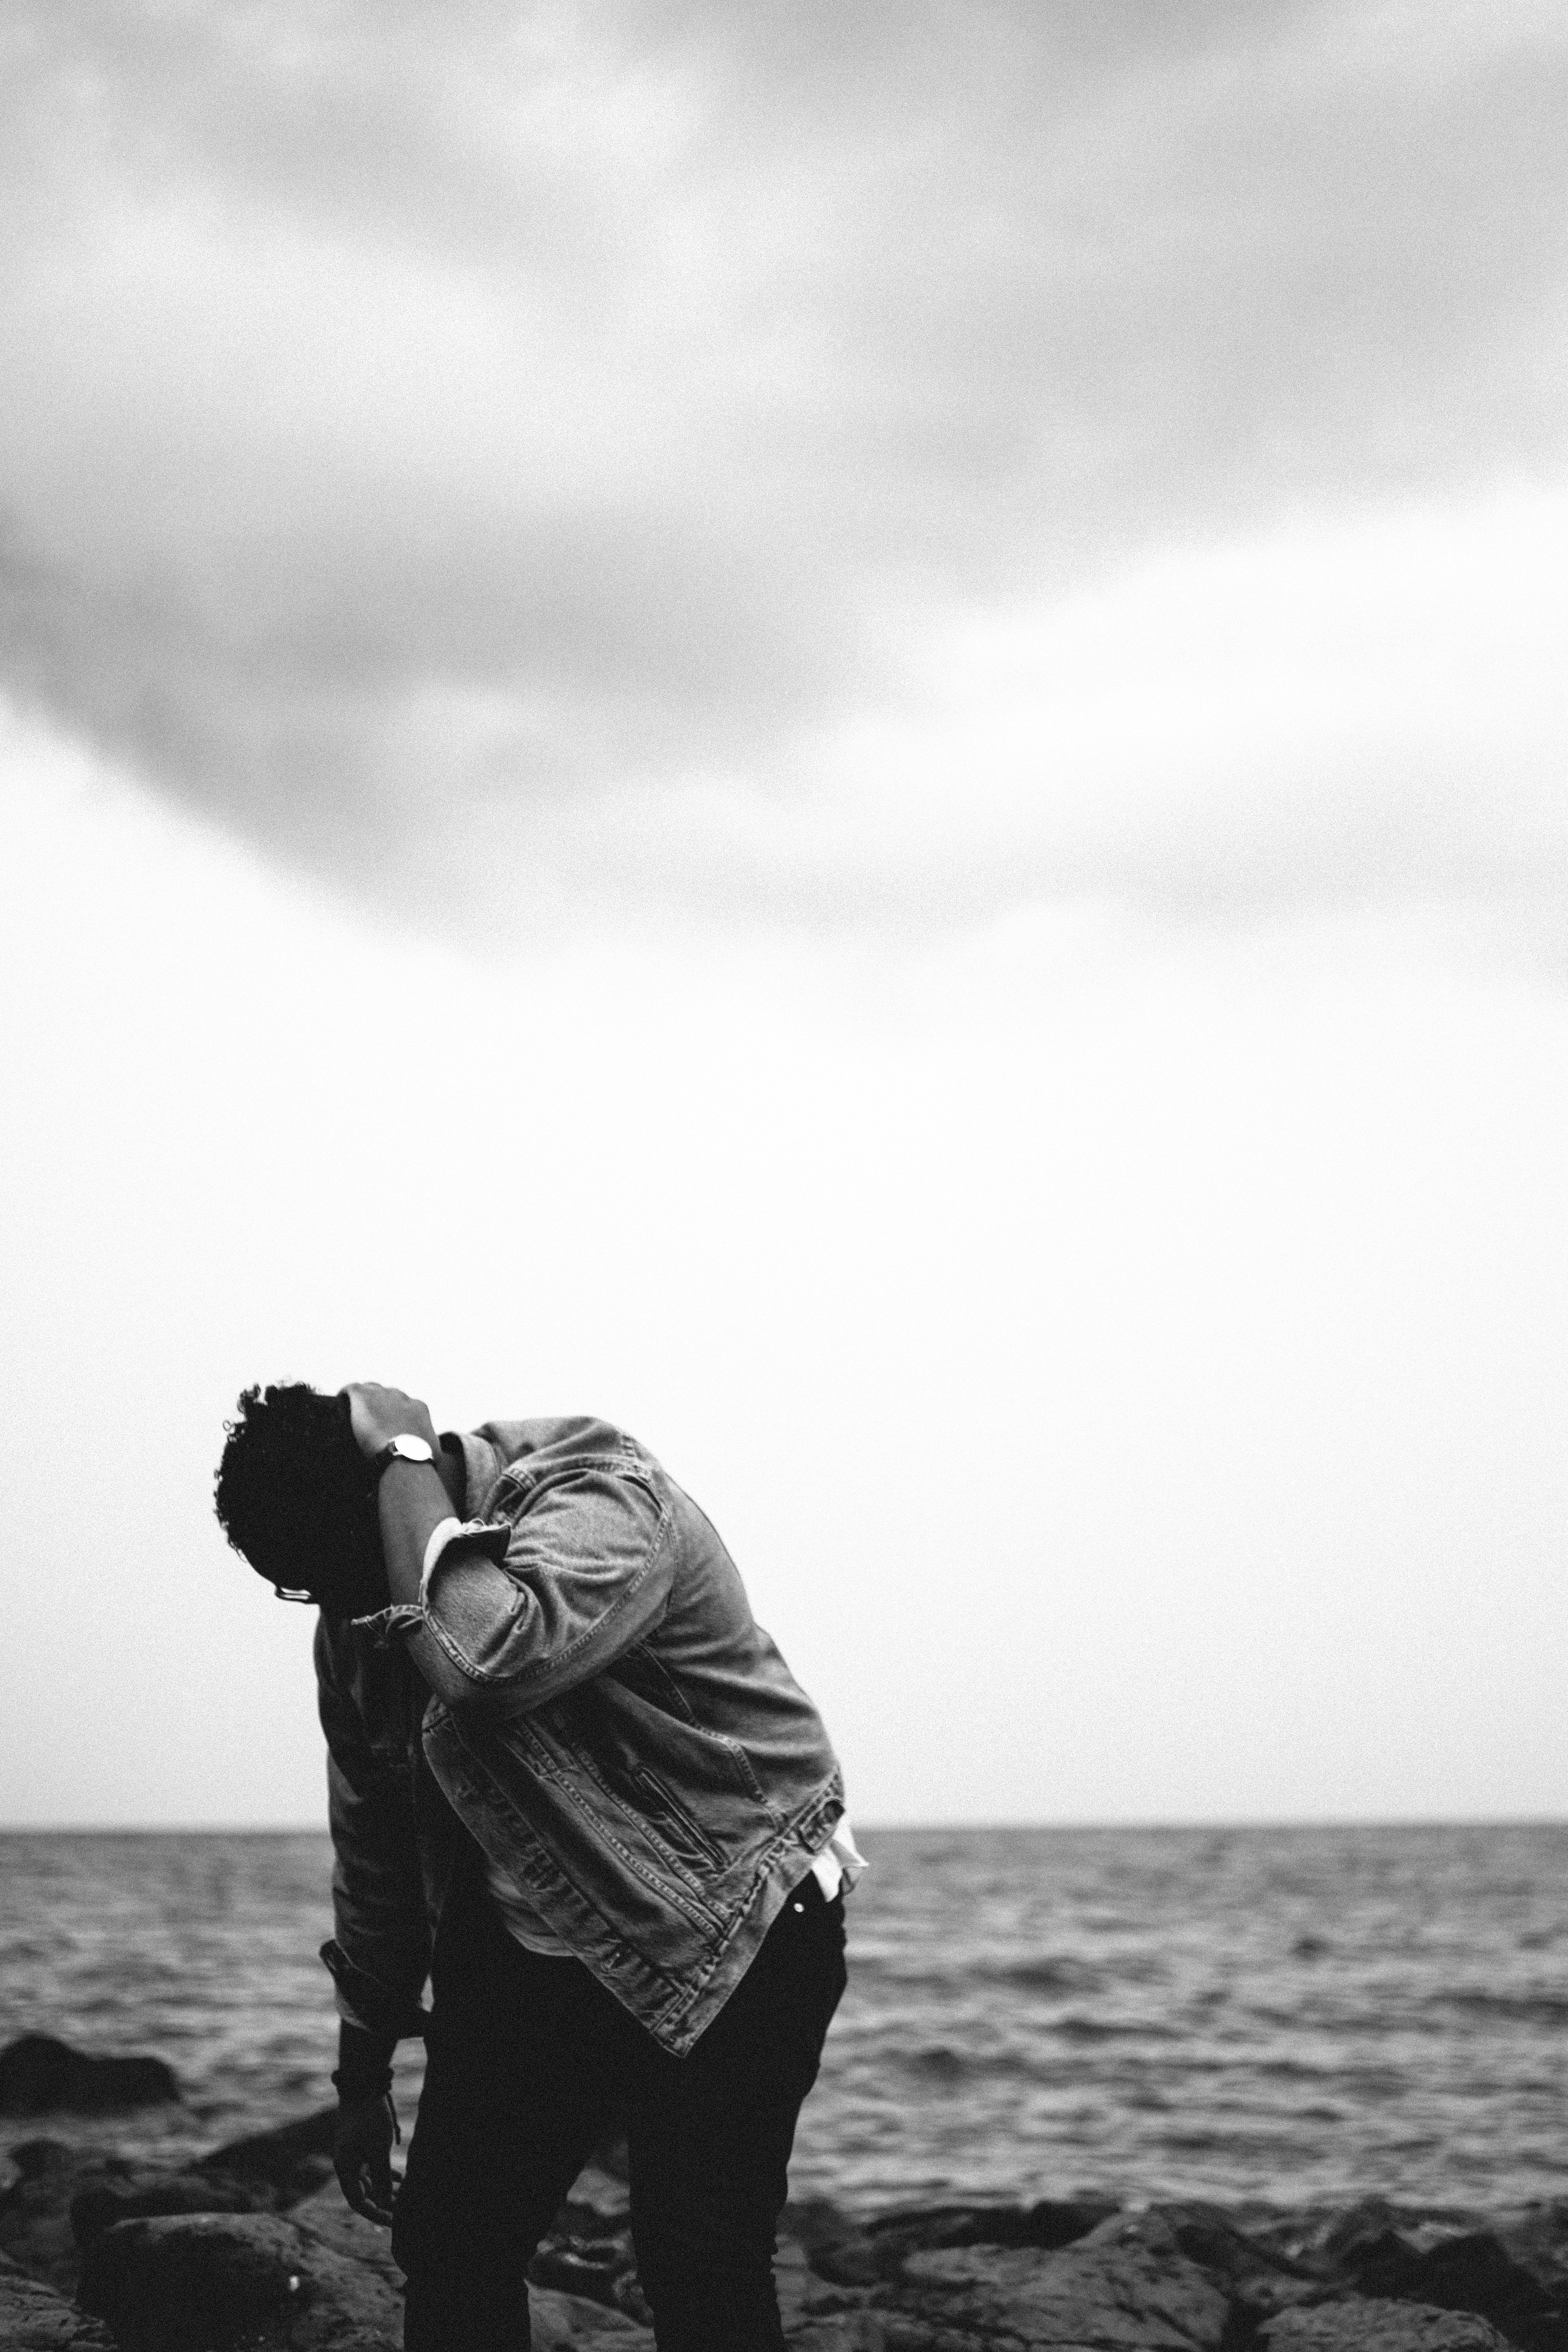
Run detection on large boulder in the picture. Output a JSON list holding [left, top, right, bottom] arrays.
[[1263, 2301, 1517, 2352], [0, 2036, 181, 2116], [871, 2224, 1232, 2351], [76, 2208, 401, 2350], [284, 2177, 409, 2301], [0, 2252, 117, 2348], [70, 2167, 264, 2249]]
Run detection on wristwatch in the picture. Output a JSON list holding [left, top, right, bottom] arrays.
[[372, 1433, 436, 1478]]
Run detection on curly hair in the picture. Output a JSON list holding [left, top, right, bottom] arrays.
[[214, 1382, 385, 1617]]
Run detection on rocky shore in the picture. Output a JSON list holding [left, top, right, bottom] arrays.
[[4, 2035, 1566, 2352]]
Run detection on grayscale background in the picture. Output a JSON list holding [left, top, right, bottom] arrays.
[[1, 0, 1565, 2210]]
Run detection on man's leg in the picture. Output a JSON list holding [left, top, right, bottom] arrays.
[[391, 1874, 623, 2352], [624, 1874, 848, 2352]]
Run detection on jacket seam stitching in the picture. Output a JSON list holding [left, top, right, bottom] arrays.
[[427, 1481, 672, 1692]]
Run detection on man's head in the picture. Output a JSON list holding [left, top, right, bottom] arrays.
[[214, 1382, 386, 1618]]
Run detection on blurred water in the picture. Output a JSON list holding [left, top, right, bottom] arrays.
[[3, 1825, 1566, 2214]]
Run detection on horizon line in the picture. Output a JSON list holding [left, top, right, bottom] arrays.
[[3, 1814, 1565, 1836]]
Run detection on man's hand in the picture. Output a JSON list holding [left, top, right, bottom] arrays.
[[334, 2092, 398, 2228], [341, 1383, 440, 1465]]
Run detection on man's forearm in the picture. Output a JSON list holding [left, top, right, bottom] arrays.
[[376, 1459, 453, 1607], [339, 1382, 464, 1611], [334, 2017, 399, 2096]]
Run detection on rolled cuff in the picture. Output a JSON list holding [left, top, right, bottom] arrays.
[[350, 1520, 512, 1647], [318, 1938, 429, 2041], [421, 1517, 512, 1602]]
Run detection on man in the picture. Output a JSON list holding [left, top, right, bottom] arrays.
[[213, 1379, 858, 2352]]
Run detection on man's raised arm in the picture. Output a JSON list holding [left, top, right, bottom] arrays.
[[342, 1382, 676, 1715]]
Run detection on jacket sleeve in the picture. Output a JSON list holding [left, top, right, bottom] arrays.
[[392, 1459, 676, 1715], [314, 1618, 431, 2040]]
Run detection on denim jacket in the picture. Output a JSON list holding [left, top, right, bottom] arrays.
[[316, 1416, 845, 2056]]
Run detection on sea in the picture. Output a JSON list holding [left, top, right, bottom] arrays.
[[3, 1825, 1566, 2217]]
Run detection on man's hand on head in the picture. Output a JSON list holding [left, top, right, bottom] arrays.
[[340, 1383, 455, 1618], [341, 1383, 440, 1464]]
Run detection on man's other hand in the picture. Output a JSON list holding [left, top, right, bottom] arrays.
[[341, 1383, 440, 1465], [334, 2092, 398, 2227]]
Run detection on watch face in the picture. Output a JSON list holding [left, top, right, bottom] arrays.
[[391, 1434, 434, 1463]]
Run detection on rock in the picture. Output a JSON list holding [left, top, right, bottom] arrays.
[[774, 2229, 874, 2338], [1321, 2204, 1432, 2275], [114, 2181, 658, 2351], [197, 2103, 340, 2206], [0, 2142, 83, 2292], [1142, 2203, 1316, 2281], [1263, 2300, 1517, 2352], [283, 2172, 409, 2285], [298, 2172, 833, 2345], [1084, 2210, 1196, 2265], [0, 2252, 117, 2348], [825, 2197, 1119, 2286], [1029, 2198, 1128, 2249], [0, 2036, 181, 2116], [1490, 2213, 1568, 2352], [1313, 2203, 1483, 2281], [70, 2167, 264, 2247], [786, 2197, 888, 2289], [32, 2144, 1568, 2352], [1291, 2210, 1568, 2352], [1493, 2206, 1568, 2298], [785, 2324, 882, 2352], [1, 2140, 271, 2297], [76, 2208, 403, 2350], [870, 2198, 1120, 2254], [872, 2232, 1232, 2350], [555, 2156, 633, 2234], [306, 2200, 655, 2350], [534, 2241, 632, 2300], [527, 2287, 655, 2346], [1356, 2233, 1563, 2348], [0, 2143, 126, 2295], [538, 2152, 640, 2316], [1104, 2203, 1335, 2325]]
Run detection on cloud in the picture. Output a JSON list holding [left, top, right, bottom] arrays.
[[1, 0, 1565, 937]]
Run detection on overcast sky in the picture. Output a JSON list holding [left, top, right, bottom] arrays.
[[3, 0, 1566, 1826]]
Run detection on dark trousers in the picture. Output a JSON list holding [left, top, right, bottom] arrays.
[[391, 1862, 848, 2352]]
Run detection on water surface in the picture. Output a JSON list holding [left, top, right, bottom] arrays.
[[3, 1825, 1564, 2213]]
